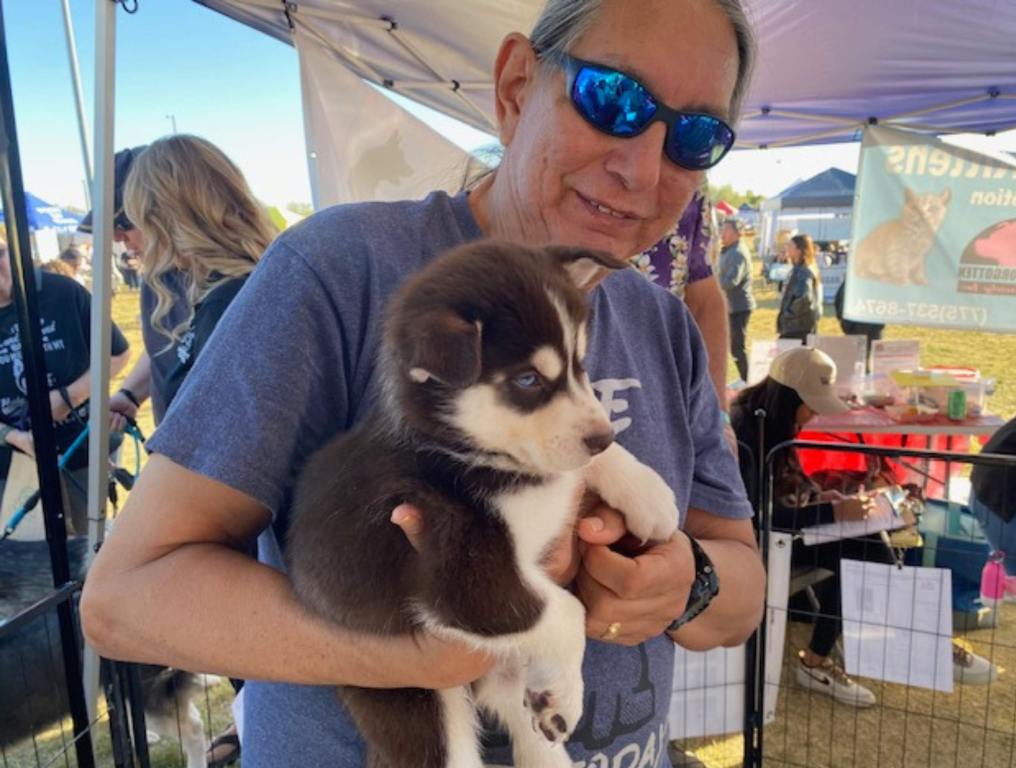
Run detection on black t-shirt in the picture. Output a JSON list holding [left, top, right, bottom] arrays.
[[155, 276, 248, 413], [971, 417, 1016, 522], [0, 272, 129, 464]]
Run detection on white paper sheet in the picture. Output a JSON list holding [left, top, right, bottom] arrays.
[[669, 532, 792, 739], [800, 493, 909, 546], [871, 339, 921, 376], [841, 560, 953, 693]]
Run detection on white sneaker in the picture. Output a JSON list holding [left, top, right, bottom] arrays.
[[953, 642, 998, 685], [795, 655, 876, 707]]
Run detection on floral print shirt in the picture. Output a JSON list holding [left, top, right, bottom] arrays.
[[630, 191, 715, 299]]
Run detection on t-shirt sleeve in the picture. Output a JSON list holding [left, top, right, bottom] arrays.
[[683, 195, 714, 284], [160, 279, 246, 411], [681, 314, 754, 519], [146, 242, 357, 514]]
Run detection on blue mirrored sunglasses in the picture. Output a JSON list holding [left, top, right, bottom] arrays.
[[543, 53, 736, 171]]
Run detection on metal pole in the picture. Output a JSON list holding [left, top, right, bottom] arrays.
[[165, 113, 177, 134], [60, 0, 93, 206], [82, 0, 118, 723], [0, 3, 95, 764]]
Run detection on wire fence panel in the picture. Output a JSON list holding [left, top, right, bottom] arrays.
[[759, 441, 1016, 768], [0, 539, 236, 768]]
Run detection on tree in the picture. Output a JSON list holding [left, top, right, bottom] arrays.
[[706, 183, 763, 209], [286, 202, 314, 216]]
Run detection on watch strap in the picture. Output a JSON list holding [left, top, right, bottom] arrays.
[[666, 535, 719, 633]]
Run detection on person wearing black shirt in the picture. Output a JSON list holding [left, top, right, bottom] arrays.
[[970, 416, 1016, 577], [0, 240, 130, 535], [88, 135, 275, 768]]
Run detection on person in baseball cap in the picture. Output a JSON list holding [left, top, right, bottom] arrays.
[[768, 346, 851, 416], [78, 145, 147, 235]]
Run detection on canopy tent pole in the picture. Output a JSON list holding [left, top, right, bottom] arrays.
[[82, 0, 118, 722], [0, 3, 96, 763], [60, 0, 93, 208]]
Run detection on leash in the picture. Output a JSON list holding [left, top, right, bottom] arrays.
[[0, 419, 145, 542]]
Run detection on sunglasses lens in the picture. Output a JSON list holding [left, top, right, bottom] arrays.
[[667, 114, 735, 170], [572, 64, 657, 137]]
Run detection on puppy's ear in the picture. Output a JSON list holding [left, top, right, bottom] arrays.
[[406, 311, 482, 387], [545, 246, 630, 291]]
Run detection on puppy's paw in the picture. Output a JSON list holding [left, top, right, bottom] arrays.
[[524, 680, 583, 745], [621, 464, 679, 544]]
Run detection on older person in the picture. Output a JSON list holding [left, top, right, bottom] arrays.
[[718, 218, 755, 381], [82, 1, 765, 765]]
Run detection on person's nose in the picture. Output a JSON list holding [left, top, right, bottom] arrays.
[[603, 122, 668, 192]]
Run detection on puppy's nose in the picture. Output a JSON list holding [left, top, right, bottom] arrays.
[[583, 428, 614, 455]]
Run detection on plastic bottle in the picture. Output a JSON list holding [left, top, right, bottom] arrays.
[[980, 550, 1007, 627]]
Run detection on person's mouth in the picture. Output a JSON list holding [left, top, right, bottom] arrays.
[[576, 192, 642, 222]]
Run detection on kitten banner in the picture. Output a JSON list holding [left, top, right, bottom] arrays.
[[845, 125, 1016, 332]]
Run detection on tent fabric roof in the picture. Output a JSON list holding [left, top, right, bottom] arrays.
[[194, 0, 1016, 149], [0, 192, 82, 232], [775, 167, 856, 209]]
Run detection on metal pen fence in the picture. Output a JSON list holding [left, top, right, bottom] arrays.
[[0, 574, 234, 768], [745, 439, 1016, 768]]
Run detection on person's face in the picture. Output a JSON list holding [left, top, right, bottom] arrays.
[[795, 403, 816, 431], [721, 223, 739, 248], [489, 0, 739, 259], [113, 226, 145, 257], [785, 241, 801, 264]]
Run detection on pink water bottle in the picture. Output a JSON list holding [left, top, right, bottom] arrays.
[[981, 551, 1007, 627]]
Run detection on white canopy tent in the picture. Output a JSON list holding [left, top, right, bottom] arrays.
[[77, 0, 1016, 723]]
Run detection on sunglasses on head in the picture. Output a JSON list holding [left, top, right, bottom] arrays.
[[539, 51, 736, 171]]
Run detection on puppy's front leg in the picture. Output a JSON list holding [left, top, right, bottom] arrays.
[[477, 586, 585, 767], [584, 442, 679, 543]]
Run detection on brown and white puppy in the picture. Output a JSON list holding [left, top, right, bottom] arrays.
[[286, 240, 678, 768]]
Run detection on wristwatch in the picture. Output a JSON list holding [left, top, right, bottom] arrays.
[[666, 535, 720, 633]]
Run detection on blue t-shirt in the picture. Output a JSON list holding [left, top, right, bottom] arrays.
[[148, 191, 752, 768]]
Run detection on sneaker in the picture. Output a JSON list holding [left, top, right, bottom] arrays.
[[953, 642, 999, 685], [794, 654, 876, 707]]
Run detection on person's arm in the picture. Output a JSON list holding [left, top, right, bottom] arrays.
[[716, 249, 742, 292], [683, 275, 730, 411], [49, 348, 131, 422], [81, 454, 494, 689], [109, 352, 152, 431]]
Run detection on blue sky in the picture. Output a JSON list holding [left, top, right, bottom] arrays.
[[4, 1, 1014, 212]]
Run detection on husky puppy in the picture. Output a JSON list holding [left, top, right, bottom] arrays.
[[286, 240, 678, 768]]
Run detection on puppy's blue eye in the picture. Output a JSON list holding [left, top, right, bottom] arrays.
[[512, 372, 541, 390]]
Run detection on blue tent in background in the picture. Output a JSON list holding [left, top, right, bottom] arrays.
[[0, 192, 82, 233]]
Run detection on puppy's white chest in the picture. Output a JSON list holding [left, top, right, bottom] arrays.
[[492, 474, 581, 566]]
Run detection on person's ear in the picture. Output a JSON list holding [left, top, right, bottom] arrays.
[[492, 33, 540, 147]]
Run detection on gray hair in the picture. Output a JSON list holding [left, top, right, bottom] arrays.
[[529, 0, 756, 122]]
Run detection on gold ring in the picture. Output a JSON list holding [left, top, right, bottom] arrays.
[[600, 621, 622, 641]]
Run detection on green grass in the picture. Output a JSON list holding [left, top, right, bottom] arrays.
[[733, 277, 1016, 424]]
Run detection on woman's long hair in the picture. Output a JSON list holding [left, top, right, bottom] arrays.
[[124, 134, 276, 346], [791, 234, 819, 278], [730, 377, 804, 487]]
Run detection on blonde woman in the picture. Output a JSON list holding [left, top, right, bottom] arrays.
[[777, 233, 823, 340], [106, 136, 275, 430]]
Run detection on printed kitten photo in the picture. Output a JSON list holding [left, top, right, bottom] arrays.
[[852, 187, 952, 286]]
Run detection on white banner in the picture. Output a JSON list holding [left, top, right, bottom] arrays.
[[295, 30, 475, 209], [846, 125, 1016, 332]]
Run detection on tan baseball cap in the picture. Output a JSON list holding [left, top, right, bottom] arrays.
[[769, 347, 850, 415]]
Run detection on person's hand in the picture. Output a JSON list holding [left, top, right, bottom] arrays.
[[6, 429, 35, 458], [49, 389, 72, 424], [576, 523, 695, 646], [832, 494, 877, 522], [109, 390, 139, 433], [818, 489, 846, 502]]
